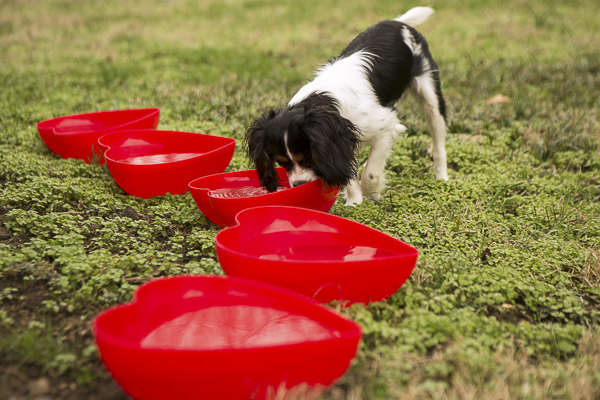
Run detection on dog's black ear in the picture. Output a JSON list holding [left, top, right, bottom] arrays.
[[245, 109, 282, 192], [300, 103, 362, 188]]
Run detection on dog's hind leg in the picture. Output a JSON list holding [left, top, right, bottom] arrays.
[[410, 71, 448, 181]]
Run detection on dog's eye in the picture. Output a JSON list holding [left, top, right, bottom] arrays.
[[304, 155, 311, 168]]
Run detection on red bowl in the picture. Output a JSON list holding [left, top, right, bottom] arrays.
[[215, 206, 419, 306], [36, 108, 160, 163], [93, 275, 362, 400], [188, 168, 340, 227], [98, 130, 236, 198]]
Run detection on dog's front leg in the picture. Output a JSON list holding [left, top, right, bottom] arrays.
[[360, 129, 397, 202], [344, 179, 363, 206]]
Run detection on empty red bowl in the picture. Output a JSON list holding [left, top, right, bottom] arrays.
[[188, 168, 340, 227], [93, 275, 362, 400], [98, 130, 236, 198], [215, 206, 419, 306], [36, 108, 160, 163]]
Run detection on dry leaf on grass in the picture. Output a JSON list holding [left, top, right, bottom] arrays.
[[486, 94, 511, 105]]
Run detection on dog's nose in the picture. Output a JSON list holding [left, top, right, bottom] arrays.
[[292, 180, 309, 187]]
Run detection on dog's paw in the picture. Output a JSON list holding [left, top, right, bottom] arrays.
[[435, 171, 449, 181], [344, 181, 363, 207], [396, 124, 407, 134], [344, 193, 363, 207], [364, 192, 382, 202], [344, 196, 363, 207], [360, 173, 385, 202]]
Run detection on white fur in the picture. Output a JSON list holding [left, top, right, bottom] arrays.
[[410, 75, 448, 181], [402, 27, 432, 72], [394, 6, 435, 27], [288, 167, 319, 187]]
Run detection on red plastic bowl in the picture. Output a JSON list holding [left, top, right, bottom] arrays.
[[36, 108, 160, 163], [98, 130, 236, 198], [215, 206, 419, 306], [93, 275, 362, 400], [188, 168, 340, 227]]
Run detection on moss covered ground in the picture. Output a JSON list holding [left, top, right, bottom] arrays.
[[1, 0, 599, 398]]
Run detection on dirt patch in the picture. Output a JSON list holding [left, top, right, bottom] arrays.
[[0, 363, 129, 400], [0, 276, 130, 400], [119, 207, 142, 221], [0, 226, 10, 240], [0, 214, 32, 247]]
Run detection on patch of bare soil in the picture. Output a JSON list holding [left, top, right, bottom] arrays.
[[0, 277, 130, 400], [0, 364, 129, 400]]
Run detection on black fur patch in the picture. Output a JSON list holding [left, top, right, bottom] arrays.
[[245, 93, 362, 191], [337, 20, 446, 119]]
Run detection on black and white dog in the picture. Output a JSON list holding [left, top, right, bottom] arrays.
[[246, 7, 448, 206]]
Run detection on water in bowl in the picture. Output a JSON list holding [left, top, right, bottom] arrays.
[[140, 305, 337, 350], [210, 186, 286, 198], [245, 231, 399, 262], [258, 244, 398, 262], [118, 152, 204, 165]]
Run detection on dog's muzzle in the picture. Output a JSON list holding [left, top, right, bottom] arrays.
[[292, 180, 310, 187]]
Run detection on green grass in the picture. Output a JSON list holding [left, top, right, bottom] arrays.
[[1, 0, 600, 398]]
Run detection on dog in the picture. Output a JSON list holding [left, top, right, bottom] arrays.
[[245, 7, 448, 206]]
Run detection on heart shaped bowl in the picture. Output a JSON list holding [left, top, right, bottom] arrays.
[[98, 130, 236, 198], [36, 108, 160, 163], [188, 168, 340, 227], [93, 275, 362, 400], [215, 206, 419, 306]]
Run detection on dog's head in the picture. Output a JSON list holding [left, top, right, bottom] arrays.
[[245, 93, 362, 192]]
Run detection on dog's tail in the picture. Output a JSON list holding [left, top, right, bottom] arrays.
[[394, 6, 435, 27]]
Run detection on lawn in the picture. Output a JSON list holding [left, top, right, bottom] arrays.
[[1, 0, 600, 399]]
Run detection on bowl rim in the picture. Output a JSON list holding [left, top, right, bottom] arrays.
[[188, 167, 287, 191], [207, 178, 327, 202], [215, 205, 419, 265], [189, 168, 340, 201], [99, 129, 236, 169], [37, 108, 160, 136], [92, 275, 362, 353]]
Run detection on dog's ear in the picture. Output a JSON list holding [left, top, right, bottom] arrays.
[[245, 109, 282, 192], [300, 103, 362, 188]]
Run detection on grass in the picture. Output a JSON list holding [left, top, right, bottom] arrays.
[[1, 0, 600, 398]]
